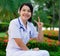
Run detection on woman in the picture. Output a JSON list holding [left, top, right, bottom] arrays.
[[6, 3, 49, 56]]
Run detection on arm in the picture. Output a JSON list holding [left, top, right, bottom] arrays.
[[9, 21, 29, 50], [30, 29, 43, 42], [14, 38, 29, 50], [34, 17, 44, 42], [37, 28, 43, 42]]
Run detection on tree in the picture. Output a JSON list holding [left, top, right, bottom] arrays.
[[58, 0, 60, 41], [32, 0, 59, 28], [0, 0, 31, 22]]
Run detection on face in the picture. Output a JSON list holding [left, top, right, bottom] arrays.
[[19, 5, 32, 21]]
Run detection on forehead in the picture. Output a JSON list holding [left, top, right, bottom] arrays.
[[21, 5, 30, 10]]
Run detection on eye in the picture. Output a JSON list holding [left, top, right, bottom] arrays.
[[22, 9, 31, 13], [22, 9, 26, 11], [28, 10, 31, 12]]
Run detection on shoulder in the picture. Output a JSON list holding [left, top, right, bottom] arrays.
[[28, 21, 34, 27], [28, 22, 37, 30], [10, 18, 18, 24], [9, 18, 20, 28]]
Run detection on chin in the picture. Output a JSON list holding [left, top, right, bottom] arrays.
[[23, 17, 29, 20]]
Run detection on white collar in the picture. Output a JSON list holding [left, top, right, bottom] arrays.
[[18, 17, 29, 31]]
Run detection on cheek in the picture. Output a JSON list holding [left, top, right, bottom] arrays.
[[19, 11, 23, 15], [29, 13, 32, 17]]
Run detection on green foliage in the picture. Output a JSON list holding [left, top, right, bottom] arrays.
[[0, 38, 6, 51], [0, 37, 60, 56], [44, 30, 58, 40], [0, 32, 6, 37], [0, 22, 9, 32], [0, 0, 31, 22], [0, 50, 5, 56], [44, 34, 58, 40], [0, 41, 6, 51], [50, 51, 60, 56], [33, 0, 59, 27], [27, 40, 58, 51]]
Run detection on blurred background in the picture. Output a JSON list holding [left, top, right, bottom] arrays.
[[0, 0, 59, 56]]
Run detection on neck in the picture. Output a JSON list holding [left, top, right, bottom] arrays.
[[22, 19, 27, 25], [21, 18, 27, 28], [23, 20, 27, 28]]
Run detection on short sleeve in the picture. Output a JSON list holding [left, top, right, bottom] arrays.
[[30, 23, 38, 38], [8, 20, 22, 38]]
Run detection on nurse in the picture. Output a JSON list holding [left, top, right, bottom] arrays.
[[6, 3, 49, 56]]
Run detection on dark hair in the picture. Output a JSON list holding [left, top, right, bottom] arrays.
[[19, 3, 33, 22]]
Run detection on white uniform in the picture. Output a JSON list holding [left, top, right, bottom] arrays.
[[6, 17, 49, 56]]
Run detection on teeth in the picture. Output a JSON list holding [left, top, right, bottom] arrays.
[[24, 15, 28, 17]]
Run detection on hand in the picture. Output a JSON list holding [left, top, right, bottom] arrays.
[[34, 17, 43, 30], [33, 48, 39, 51]]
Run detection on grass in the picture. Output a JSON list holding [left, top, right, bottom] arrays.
[[0, 50, 6, 56], [0, 32, 6, 37], [49, 46, 60, 56], [0, 32, 6, 56], [50, 52, 60, 56]]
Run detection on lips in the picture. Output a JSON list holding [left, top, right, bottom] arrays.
[[23, 14, 29, 18]]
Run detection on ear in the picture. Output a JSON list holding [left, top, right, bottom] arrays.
[[18, 10, 20, 14], [18, 8, 20, 14]]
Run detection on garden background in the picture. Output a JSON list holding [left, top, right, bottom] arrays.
[[0, 0, 59, 56]]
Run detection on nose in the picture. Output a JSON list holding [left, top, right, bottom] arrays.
[[24, 11, 29, 14]]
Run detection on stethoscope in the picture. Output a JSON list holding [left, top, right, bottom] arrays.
[[18, 17, 31, 36], [18, 17, 25, 31]]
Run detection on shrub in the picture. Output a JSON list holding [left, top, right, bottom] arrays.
[[0, 39, 6, 51], [27, 40, 58, 51], [0, 22, 9, 32], [0, 35, 8, 51], [0, 50, 6, 56], [43, 30, 58, 40], [50, 52, 60, 56]]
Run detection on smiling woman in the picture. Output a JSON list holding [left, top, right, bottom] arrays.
[[6, 3, 49, 56]]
